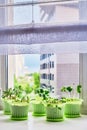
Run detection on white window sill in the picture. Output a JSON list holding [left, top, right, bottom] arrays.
[[0, 111, 87, 130]]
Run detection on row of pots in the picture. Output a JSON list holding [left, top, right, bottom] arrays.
[[2, 99, 82, 121], [33, 101, 82, 121]]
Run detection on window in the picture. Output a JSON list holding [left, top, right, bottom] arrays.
[[48, 74, 54, 80], [0, 0, 79, 97], [52, 74, 54, 80], [52, 61, 54, 68], [40, 54, 47, 60], [41, 73, 47, 79], [48, 54, 51, 57], [50, 61, 51, 68], [0, 0, 87, 114], [40, 63, 47, 69]]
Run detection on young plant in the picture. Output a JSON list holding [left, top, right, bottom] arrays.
[[46, 97, 65, 122], [2, 88, 15, 115], [61, 86, 73, 98], [30, 88, 50, 106], [61, 86, 67, 92], [61, 86, 74, 98], [61, 86, 67, 98], [66, 86, 73, 98], [2, 88, 13, 99], [10, 93, 29, 120], [46, 98, 64, 109], [31, 88, 49, 116], [35, 88, 49, 100]]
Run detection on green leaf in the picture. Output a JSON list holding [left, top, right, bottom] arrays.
[[66, 86, 73, 92], [61, 86, 67, 92], [77, 85, 82, 93]]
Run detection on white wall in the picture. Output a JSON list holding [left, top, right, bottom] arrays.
[[56, 54, 79, 64], [55, 5, 79, 23]]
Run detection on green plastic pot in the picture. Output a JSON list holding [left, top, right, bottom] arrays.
[[32, 103, 46, 116], [64, 101, 82, 118], [29, 102, 33, 112], [2, 99, 11, 115], [46, 104, 64, 122], [10, 103, 29, 120]]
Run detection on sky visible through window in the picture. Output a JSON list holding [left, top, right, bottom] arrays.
[[24, 54, 40, 73], [14, 0, 40, 24]]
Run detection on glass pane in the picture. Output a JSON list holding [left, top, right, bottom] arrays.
[[0, 0, 87, 55], [8, 53, 79, 97], [0, 6, 32, 27], [1, 0, 87, 26], [13, 5, 32, 25], [34, 0, 79, 23], [8, 54, 40, 90], [0, 0, 79, 26]]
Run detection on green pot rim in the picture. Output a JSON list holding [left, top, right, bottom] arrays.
[[4, 111, 11, 115], [46, 117, 64, 122], [11, 116, 28, 120], [65, 114, 81, 118]]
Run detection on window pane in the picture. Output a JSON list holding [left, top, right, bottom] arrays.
[[40, 53, 79, 96], [14, 5, 32, 25], [8, 54, 40, 90], [34, 1, 79, 23], [0, 0, 79, 27]]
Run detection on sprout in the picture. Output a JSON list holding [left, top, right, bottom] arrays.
[[61, 86, 67, 92], [77, 85, 82, 98], [66, 86, 73, 93]]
